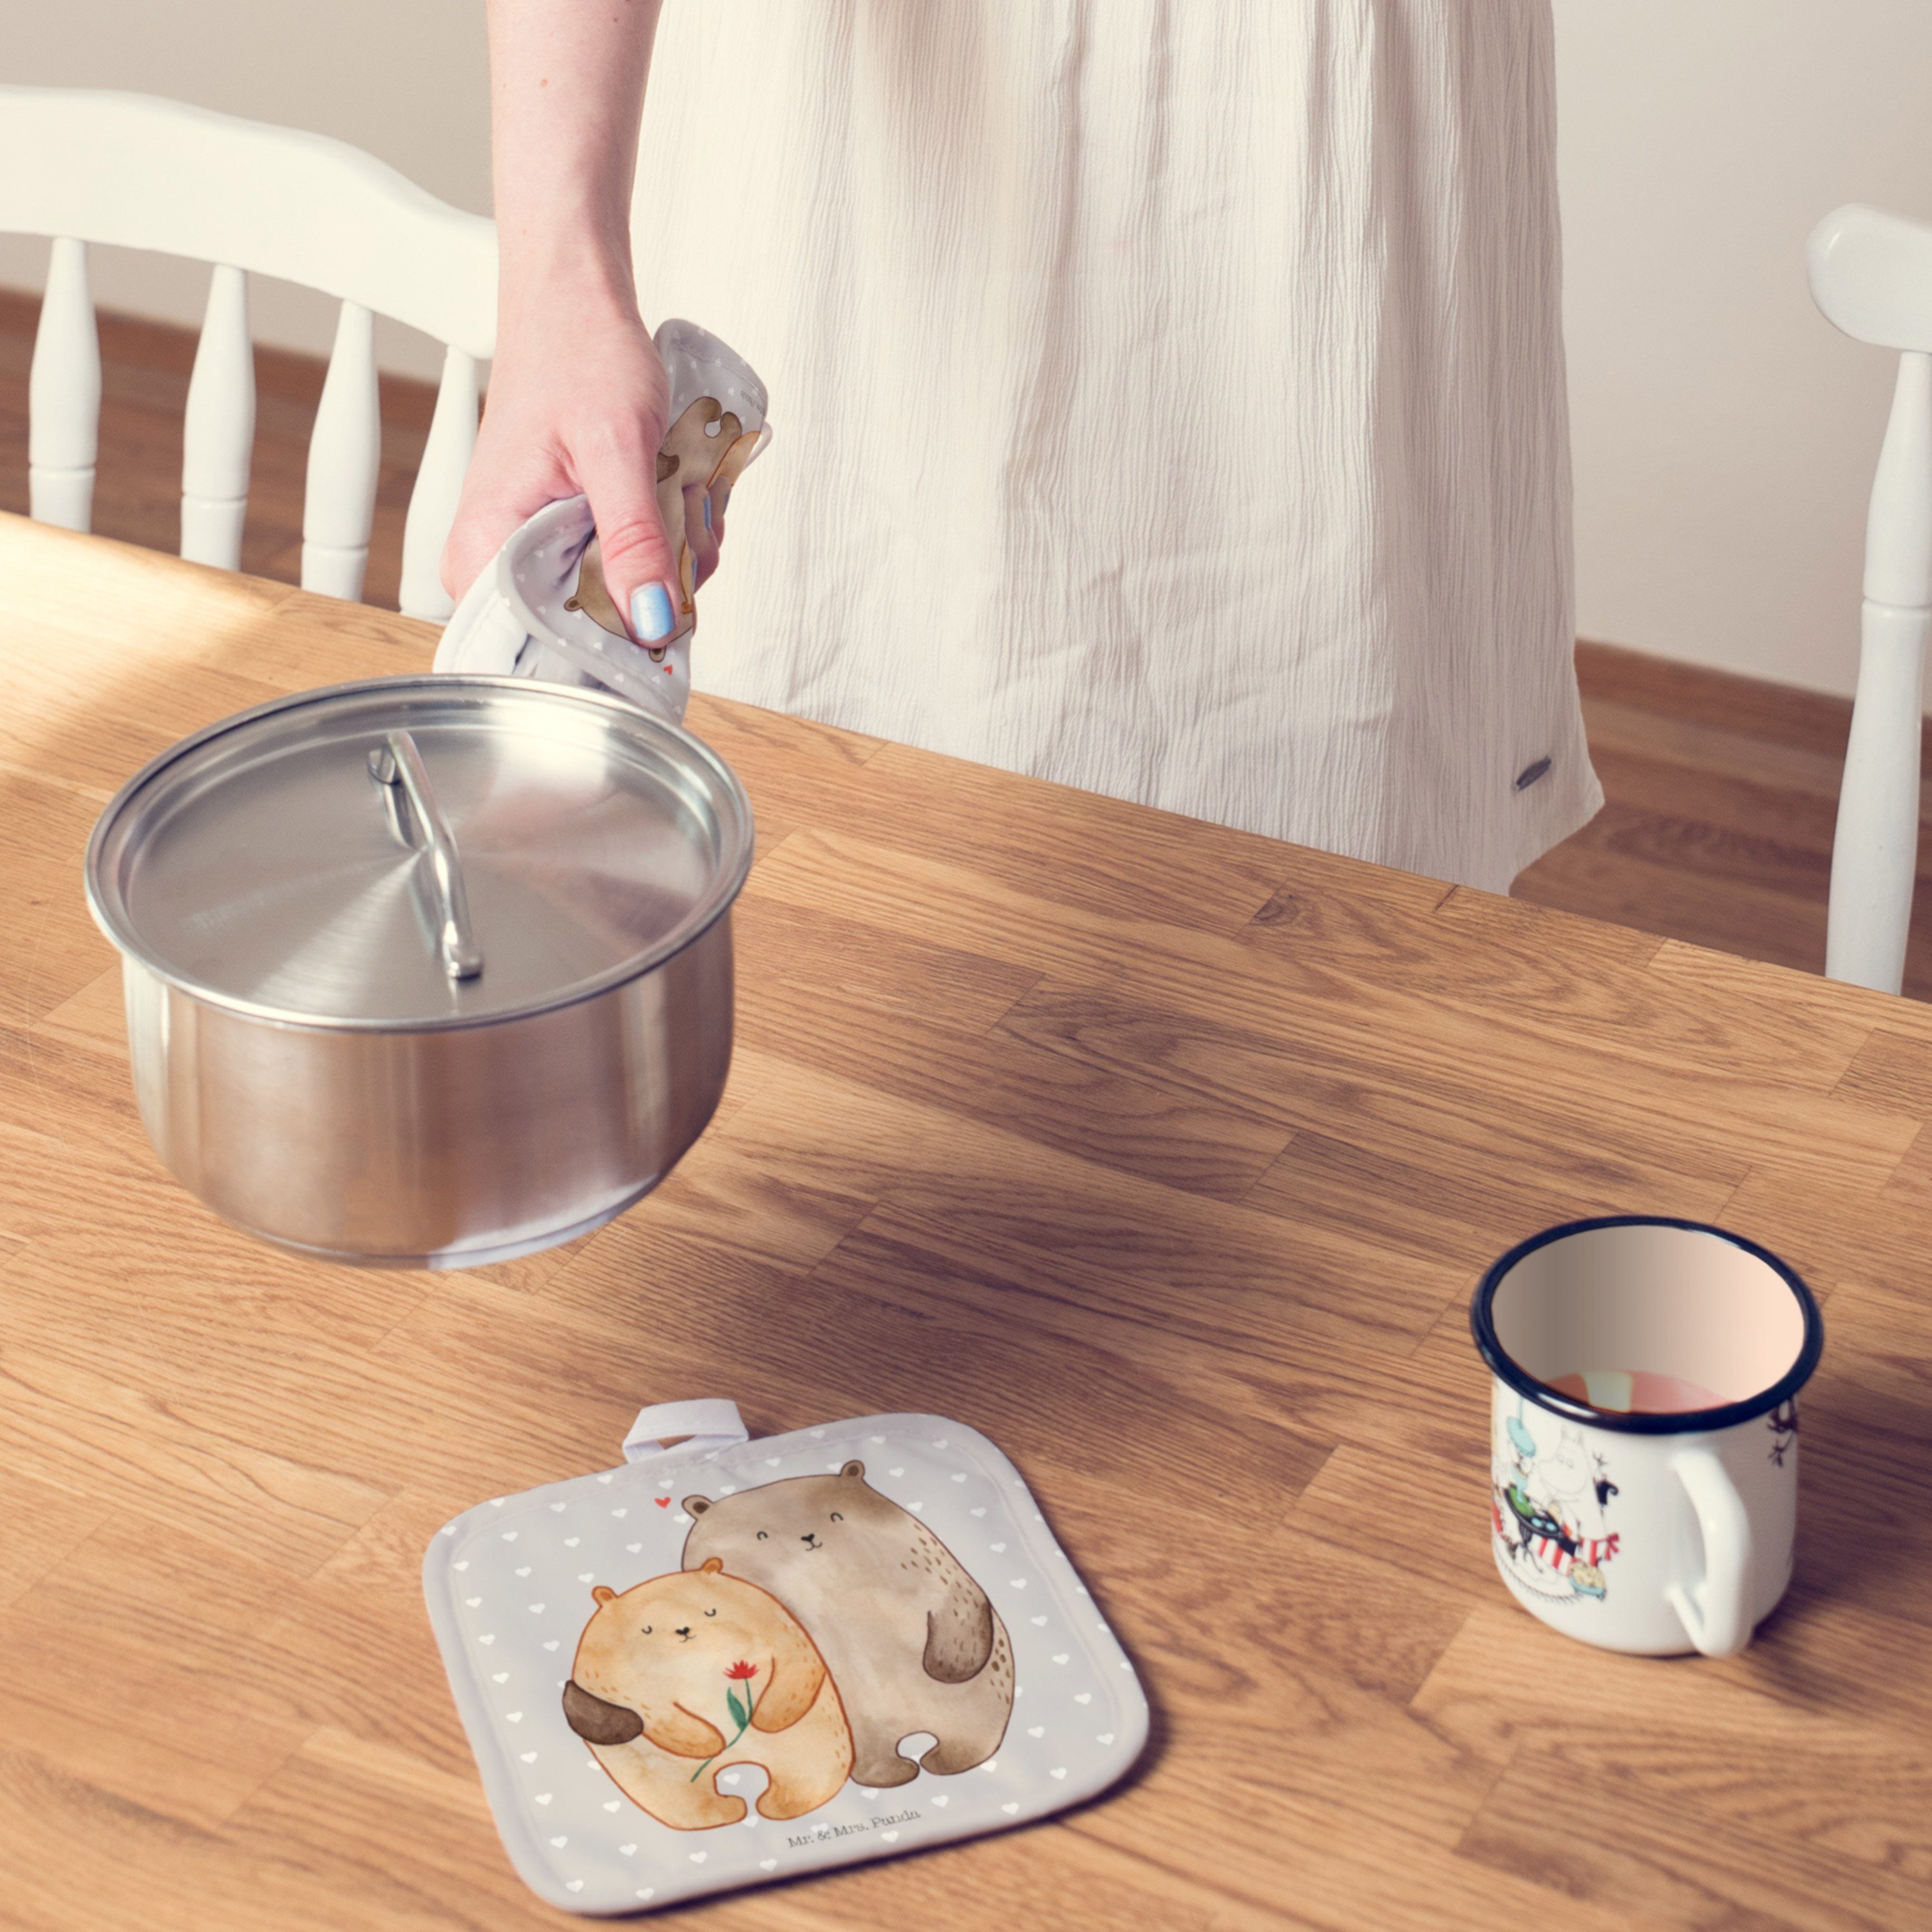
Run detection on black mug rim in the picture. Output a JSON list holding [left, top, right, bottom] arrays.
[[1469, 1214, 1824, 1435]]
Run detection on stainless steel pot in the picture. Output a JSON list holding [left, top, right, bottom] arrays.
[[84, 676, 753, 1267]]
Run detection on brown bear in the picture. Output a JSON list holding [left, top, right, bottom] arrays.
[[683, 1462, 1012, 1788], [560, 1558, 853, 1830]]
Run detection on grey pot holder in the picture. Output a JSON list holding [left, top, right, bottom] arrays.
[[424, 1399, 1149, 1913]]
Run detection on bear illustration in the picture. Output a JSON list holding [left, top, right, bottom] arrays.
[[560, 1558, 853, 1830], [683, 1462, 1012, 1788]]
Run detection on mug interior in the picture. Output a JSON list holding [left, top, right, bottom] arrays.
[[1482, 1219, 1817, 1423]]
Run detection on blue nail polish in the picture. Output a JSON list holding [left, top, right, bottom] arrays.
[[702, 495, 712, 532], [630, 582, 675, 642]]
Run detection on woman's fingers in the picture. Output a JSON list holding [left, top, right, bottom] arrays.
[[576, 424, 682, 643]]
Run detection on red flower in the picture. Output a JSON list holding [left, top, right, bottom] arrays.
[[725, 1660, 758, 1681]]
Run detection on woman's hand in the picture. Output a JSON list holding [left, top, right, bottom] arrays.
[[440, 284, 687, 642], [446, 0, 692, 640]]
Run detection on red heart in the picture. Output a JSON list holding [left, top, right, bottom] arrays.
[[654, 1497, 670, 1508]]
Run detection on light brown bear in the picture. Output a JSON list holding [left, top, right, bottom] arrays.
[[683, 1462, 1012, 1788], [560, 1558, 853, 1830]]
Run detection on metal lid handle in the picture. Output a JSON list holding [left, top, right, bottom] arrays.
[[368, 732, 484, 980]]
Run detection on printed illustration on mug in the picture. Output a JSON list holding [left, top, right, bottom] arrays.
[[1492, 1408, 1621, 1604]]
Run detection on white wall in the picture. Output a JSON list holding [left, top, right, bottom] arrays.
[[5, 3, 1931, 696], [1555, 0, 1932, 697], [0, 2, 491, 379]]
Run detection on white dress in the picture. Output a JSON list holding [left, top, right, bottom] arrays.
[[630, 0, 1600, 891]]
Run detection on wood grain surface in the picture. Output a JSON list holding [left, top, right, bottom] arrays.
[[3, 515, 1931, 1931]]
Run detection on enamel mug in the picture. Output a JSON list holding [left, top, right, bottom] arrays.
[[1471, 1217, 1823, 1656]]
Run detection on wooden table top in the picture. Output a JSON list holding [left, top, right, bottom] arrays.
[[3, 513, 1929, 1931]]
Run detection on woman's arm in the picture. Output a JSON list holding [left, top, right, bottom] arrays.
[[442, 0, 712, 638]]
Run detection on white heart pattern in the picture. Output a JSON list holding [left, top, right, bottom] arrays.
[[492, 1672, 508, 1684], [453, 1561, 469, 1571], [931, 1794, 949, 1808], [501, 1531, 518, 1542], [520, 1751, 537, 1764], [535, 1793, 551, 1805], [1027, 1726, 1044, 1738], [550, 1502, 567, 1513], [564, 1537, 580, 1548], [507, 1712, 524, 1724], [549, 1834, 566, 1848], [759, 1859, 777, 1871], [543, 1641, 560, 1653], [990, 1543, 1007, 1554], [528, 1604, 545, 1614], [627, 1543, 642, 1554], [1052, 1653, 1068, 1665], [611, 1509, 627, 1519], [951, 1473, 967, 1483], [1010, 1578, 1027, 1589], [1050, 1767, 1068, 1780], [515, 1567, 531, 1578], [1075, 1693, 1092, 1705], [1001, 1801, 1019, 1815], [690, 1852, 707, 1865], [1097, 1732, 1115, 1745], [889, 1468, 904, 1477], [578, 1573, 594, 1583], [464, 1597, 481, 1609], [619, 1843, 637, 1856], [597, 1472, 614, 1484], [882, 1830, 900, 1843], [1031, 1616, 1048, 1627], [970, 1508, 986, 1518], [566, 1880, 584, 1894], [478, 1635, 495, 1646]]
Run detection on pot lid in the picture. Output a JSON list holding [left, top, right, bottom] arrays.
[[85, 677, 754, 1030]]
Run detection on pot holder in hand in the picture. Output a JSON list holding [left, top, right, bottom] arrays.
[[424, 1399, 1148, 1915], [433, 317, 770, 723]]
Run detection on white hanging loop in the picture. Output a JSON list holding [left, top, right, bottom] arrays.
[[621, 1398, 748, 1464]]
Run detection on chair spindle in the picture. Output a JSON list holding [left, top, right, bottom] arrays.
[[301, 298, 381, 601], [399, 345, 480, 621], [180, 263, 254, 569], [28, 236, 101, 533]]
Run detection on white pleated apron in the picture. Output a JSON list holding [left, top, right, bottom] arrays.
[[630, 0, 1600, 891]]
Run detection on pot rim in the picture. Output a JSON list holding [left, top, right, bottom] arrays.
[[1468, 1213, 1824, 1435], [83, 674, 754, 1035]]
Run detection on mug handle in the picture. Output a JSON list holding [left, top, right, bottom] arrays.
[[1667, 1446, 1755, 1656]]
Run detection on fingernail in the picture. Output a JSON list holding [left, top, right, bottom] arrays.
[[702, 495, 712, 532], [630, 582, 674, 642]]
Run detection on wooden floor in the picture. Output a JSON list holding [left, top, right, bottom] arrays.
[[6, 289, 1931, 997]]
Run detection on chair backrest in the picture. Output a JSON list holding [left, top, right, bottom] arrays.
[[1807, 205, 1932, 994], [0, 85, 498, 619]]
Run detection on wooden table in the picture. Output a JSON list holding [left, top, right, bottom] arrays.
[[3, 514, 1929, 1931]]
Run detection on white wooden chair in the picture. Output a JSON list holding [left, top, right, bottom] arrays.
[[0, 86, 497, 619], [1809, 204, 1932, 994]]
